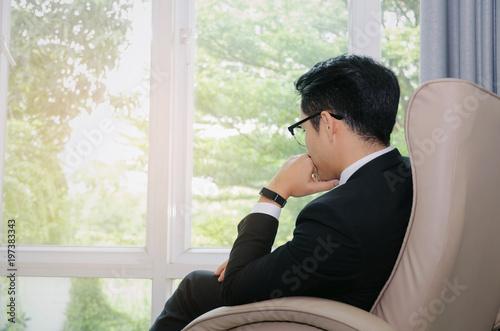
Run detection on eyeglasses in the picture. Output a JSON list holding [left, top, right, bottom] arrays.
[[288, 112, 343, 147]]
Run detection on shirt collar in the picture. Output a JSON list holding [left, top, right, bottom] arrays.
[[338, 146, 395, 186]]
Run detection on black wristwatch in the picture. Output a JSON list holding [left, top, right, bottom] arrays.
[[259, 187, 287, 208]]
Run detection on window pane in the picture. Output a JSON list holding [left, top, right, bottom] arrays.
[[192, 0, 348, 248], [0, 277, 151, 330], [1, 0, 151, 246], [381, 0, 420, 156]]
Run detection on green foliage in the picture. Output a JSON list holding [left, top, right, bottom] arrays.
[[191, 0, 419, 247], [1, 0, 420, 326], [2, 0, 138, 245], [193, 0, 348, 188], [191, 0, 349, 247], [0, 310, 29, 331], [63, 278, 148, 331], [381, 0, 420, 155], [66, 161, 147, 246], [0, 278, 29, 331], [2, 0, 149, 329]]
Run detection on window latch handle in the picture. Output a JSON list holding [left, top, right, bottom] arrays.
[[179, 28, 193, 45], [0, 36, 16, 67]]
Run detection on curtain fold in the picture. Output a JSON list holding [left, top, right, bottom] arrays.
[[420, 0, 498, 94]]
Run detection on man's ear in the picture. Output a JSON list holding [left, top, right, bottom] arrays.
[[321, 111, 338, 142]]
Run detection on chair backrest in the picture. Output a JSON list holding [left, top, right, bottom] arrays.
[[371, 79, 500, 331]]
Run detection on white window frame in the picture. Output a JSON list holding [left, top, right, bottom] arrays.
[[0, 0, 12, 231], [165, 0, 382, 279], [0, 0, 381, 325], [348, 0, 381, 60]]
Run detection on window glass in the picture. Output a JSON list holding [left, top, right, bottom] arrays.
[[0, 277, 151, 330], [381, 0, 420, 156], [1, 0, 151, 246], [191, 0, 349, 248]]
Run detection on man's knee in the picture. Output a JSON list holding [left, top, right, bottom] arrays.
[[183, 270, 217, 292], [181, 270, 223, 314], [179, 270, 221, 298]]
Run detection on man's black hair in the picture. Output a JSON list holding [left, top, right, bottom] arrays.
[[295, 54, 400, 146]]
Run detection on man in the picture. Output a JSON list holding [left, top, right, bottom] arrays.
[[150, 54, 413, 331]]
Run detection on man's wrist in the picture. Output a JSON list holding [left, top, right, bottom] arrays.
[[265, 179, 291, 200], [259, 187, 287, 208]]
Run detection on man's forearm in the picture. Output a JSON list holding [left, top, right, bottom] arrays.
[[220, 213, 279, 305]]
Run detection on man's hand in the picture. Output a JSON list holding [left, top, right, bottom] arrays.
[[214, 259, 228, 282], [265, 154, 339, 201]]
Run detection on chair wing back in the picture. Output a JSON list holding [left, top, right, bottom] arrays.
[[371, 79, 500, 331]]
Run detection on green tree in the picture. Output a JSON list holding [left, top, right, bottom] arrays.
[[0, 311, 29, 331], [194, 0, 348, 187], [3, 0, 140, 245], [63, 278, 147, 331], [382, 0, 420, 156], [191, 0, 420, 247], [192, 0, 349, 246], [1, 0, 420, 326], [66, 161, 146, 246], [3, 0, 149, 329]]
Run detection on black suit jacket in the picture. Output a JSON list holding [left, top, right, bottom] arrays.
[[221, 149, 413, 311]]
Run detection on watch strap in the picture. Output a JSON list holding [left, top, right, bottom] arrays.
[[259, 187, 287, 207]]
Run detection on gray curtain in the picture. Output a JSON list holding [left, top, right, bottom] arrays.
[[420, 0, 499, 94]]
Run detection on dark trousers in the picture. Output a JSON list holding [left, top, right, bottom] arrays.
[[149, 270, 225, 331]]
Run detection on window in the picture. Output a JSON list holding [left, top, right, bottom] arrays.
[[0, 0, 420, 328], [381, 0, 420, 156], [1, 0, 150, 247], [1, 0, 155, 328], [191, 0, 349, 249], [0, 276, 151, 329]]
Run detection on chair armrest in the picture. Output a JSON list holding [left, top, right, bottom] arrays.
[[183, 297, 396, 331], [493, 308, 500, 330]]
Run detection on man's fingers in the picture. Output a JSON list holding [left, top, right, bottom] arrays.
[[217, 269, 225, 282], [214, 263, 223, 275], [214, 259, 228, 276], [307, 179, 339, 194]]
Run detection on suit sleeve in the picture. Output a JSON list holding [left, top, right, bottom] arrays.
[[220, 207, 363, 306]]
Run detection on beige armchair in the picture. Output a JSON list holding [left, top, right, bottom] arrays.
[[184, 79, 500, 331]]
